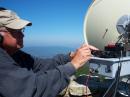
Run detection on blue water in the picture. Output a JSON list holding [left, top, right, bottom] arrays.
[[22, 46, 76, 58]]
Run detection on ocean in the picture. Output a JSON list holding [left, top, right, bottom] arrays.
[[22, 46, 76, 58]]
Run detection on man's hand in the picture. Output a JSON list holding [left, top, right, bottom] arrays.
[[71, 44, 98, 69]]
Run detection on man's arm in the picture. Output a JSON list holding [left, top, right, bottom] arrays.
[[32, 53, 72, 72], [12, 50, 71, 72], [0, 48, 76, 97]]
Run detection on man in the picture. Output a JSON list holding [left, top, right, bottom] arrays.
[[0, 7, 98, 97]]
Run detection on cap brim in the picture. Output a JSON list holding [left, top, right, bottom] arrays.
[[5, 18, 32, 29]]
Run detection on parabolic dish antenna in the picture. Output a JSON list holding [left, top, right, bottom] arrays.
[[84, 0, 130, 50]]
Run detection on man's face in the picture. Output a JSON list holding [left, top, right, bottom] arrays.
[[1, 28, 24, 54]]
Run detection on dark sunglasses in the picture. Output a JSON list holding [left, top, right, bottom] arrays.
[[6, 28, 25, 33]]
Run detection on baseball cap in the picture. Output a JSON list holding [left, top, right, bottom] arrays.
[[0, 7, 32, 29]]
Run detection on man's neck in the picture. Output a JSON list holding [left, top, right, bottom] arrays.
[[0, 47, 17, 55]]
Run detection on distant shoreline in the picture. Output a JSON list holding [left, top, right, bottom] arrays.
[[22, 46, 76, 58]]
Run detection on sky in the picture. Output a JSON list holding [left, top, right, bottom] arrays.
[[0, 0, 92, 48]]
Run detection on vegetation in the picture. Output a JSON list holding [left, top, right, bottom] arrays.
[[75, 63, 89, 77]]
